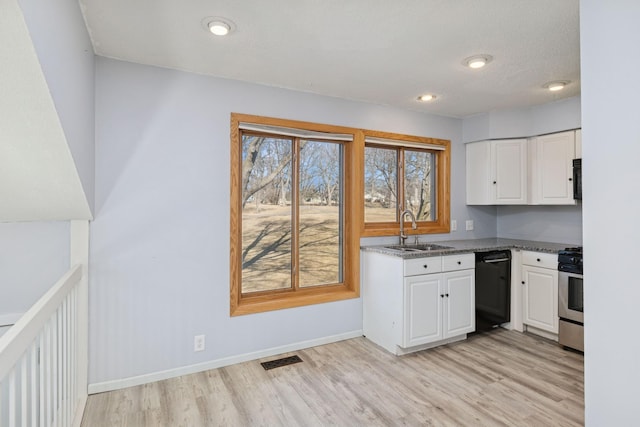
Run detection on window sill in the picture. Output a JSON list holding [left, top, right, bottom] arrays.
[[230, 285, 359, 316]]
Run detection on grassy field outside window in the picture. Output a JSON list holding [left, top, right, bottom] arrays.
[[230, 114, 450, 315]]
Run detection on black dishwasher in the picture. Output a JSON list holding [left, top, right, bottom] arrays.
[[475, 250, 511, 332]]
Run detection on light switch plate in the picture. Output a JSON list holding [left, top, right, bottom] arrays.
[[466, 220, 474, 231], [451, 220, 457, 231]]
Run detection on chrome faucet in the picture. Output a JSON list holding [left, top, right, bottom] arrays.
[[399, 209, 417, 245]]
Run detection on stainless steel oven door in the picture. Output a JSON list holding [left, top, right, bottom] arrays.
[[559, 271, 583, 323]]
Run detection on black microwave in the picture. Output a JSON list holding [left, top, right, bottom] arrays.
[[573, 158, 582, 200]]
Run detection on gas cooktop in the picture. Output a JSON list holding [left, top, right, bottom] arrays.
[[558, 247, 583, 274]]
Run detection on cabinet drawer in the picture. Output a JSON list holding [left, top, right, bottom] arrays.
[[404, 257, 442, 277], [522, 251, 557, 269], [442, 253, 475, 272]]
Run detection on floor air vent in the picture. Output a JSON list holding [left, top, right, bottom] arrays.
[[261, 355, 303, 370]]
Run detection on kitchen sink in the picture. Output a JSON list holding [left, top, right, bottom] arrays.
[[383, 243, 452, 252]]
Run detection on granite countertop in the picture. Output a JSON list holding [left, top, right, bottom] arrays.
[[361, 238, 576, 259]]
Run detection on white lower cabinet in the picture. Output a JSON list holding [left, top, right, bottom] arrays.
[[404, 269, 475, 348], [363, 251, 475, 355], [403, 274, 442, 347], [521, 251, 558, 334], [443, 269, 475, 337]]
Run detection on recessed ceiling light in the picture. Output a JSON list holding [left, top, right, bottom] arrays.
[[208, 20, 230, 36], [201, 16, 235, 36], [544, 80, 570, 91], [463, 54, 493, 69], [417, 94, 436, 102]]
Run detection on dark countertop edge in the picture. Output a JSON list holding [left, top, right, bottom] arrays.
[[360, 238, 575, 259]]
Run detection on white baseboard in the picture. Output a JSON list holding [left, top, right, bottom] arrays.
[[0, 312, 24, 327], [88, 329, 363, 395]]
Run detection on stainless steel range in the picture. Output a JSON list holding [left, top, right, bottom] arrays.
[[558, 247, 583, 352]]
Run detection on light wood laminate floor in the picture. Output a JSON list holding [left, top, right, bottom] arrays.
[[82, 329, 584, 426]]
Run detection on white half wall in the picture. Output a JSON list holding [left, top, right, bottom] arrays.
[[581, 0, 640, 424], [0, 221, 70, 318], [90, 57, 472, 387]]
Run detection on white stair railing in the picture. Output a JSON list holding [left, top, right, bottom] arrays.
[[0, 264, 87, 427]]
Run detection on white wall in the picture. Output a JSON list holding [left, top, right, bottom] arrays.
[[581, 1, 640, 424], [0, 222, 70, 322], [18, 0, 96, 214], [90, 57, 473, 387]]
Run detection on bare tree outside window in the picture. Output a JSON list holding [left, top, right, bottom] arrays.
[[364, 145, 436, 224], [364, 146, 397, 222], [240, 134, 343, 293], [404, 150, 435, 221], [299, 141, 343, 287], [241, 136, 292, 291]]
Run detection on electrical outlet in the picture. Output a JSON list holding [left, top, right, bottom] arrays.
[[194, 335, 205, 352], [451, 220, 457, 231], [465, 220, 474, 231]]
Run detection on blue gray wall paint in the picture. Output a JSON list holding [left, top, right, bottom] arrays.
[[497, 205, 582, 245], [581, 1, 640, 423], [462, 96, 581, 142], [91, 57, 469, 385], [0, 222, 70, 318], [18, 0, 96, 213]]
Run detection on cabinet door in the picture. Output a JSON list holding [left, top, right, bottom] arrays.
[[522, 265, 558, 333], [443, 269, 475, 338], [492, 139, 528, 204], [403, 274, 443, 347], [466, 141, 492, 205], [531, 131, 576, 205]]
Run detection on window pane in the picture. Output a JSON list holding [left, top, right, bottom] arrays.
[[404, 149, 436, 221], [241, 135, 292, 293], [299, 141, 343, 287], [364, 146, 398, 222]]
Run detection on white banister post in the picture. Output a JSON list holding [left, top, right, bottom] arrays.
[[70, 220, 89, 426]]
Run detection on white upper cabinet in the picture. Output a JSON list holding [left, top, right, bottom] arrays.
[[529, 131, 576, 205], [466, 139, 528, 205]]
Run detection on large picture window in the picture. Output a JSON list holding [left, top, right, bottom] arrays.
[[230, 114, 358, 315], [230, 115, 450, 315]]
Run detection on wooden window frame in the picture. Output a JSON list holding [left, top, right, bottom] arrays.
[[360, 130, 451, 237], [230, 113, 359, 316], [230, 115, 450, 316]]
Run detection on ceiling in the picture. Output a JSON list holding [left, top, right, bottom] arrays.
[[79, 0, 580, 118]]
